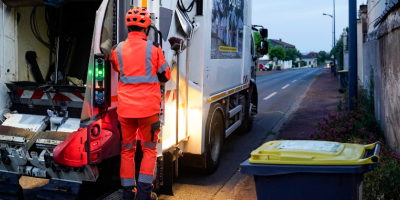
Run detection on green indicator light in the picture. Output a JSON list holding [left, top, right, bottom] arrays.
[[99, 71, 103, 75], [89, 70, 92, 74]]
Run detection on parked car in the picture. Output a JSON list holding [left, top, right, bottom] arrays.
[[259, 64, 267, 71]]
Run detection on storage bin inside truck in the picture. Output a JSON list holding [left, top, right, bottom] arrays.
[[5, 1, 103, 118]]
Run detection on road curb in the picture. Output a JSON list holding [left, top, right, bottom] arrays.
[[213, 68, 324, 200]]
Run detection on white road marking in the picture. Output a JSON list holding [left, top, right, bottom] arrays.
[[292, 80, 297, 83], [264, 92, 277, 100], [282, 84, 290, 89]]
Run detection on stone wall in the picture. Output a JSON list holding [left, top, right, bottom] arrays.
[[362, 5, 400, 152], [363, 40, 386, 139]]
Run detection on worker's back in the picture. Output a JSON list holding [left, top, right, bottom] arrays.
[[111, 31, 169, 119]]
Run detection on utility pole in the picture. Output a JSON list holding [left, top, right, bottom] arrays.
[[333, 0, 336, 68], [348, 0, 358, 111]]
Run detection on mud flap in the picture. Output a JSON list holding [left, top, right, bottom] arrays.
[[161, 152, 174, 196], [37, 179, 81, 200], [0, 172, 23, 200]]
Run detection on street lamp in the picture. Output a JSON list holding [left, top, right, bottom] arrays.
[[322, 0, 336, 75], [323, 13, 334, 48]]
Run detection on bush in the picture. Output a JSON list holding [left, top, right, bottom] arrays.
[[268, 64, 273, 71], [309, 69, 400, 199]]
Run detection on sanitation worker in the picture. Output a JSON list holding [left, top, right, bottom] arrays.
[[111, 7, 171, 200]]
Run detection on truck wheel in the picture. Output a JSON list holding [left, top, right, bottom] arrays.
[[240, 96, 254, 133], [240, 115, 253, 133], [205, 103, 224, 174]]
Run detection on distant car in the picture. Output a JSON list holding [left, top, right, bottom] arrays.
[[259, 64, 267, 71]]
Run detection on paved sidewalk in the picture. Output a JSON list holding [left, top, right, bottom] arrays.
[[232, 68, 342, 200]]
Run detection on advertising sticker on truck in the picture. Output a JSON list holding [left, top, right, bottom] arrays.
[[211, 0, 244, 59]]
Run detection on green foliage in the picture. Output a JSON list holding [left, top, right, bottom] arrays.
[[269, 46, 286, 61], [309, 69, 400, 200], [254, 32, 261, 54], [297, 50, 302, 60], [318, 51, 328, 60], [330, 27, 350, 70], [268, 64, 273, 70], [254, 32, 271, 55], [317, 51, 329, 66], [363, 150, 400, 200], [331, 35, 344, 70], [285, 48, 302, 62]]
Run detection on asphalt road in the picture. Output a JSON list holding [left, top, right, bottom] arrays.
[[158, 67, 324, 200]]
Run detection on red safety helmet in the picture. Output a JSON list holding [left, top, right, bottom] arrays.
[[125, 7, 151, 28]]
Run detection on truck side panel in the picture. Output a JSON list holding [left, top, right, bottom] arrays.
[[0, 4, 17, 117], [200, 0, 252, 155]]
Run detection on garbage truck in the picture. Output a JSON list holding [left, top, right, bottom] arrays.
[[0, 0, 268, 198]]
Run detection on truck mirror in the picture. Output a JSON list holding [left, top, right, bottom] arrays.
[[260, 40, 269, 55], [260, 28, 268, 38]]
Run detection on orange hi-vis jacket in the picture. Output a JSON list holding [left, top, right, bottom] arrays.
[[111, 32, 171, 118]]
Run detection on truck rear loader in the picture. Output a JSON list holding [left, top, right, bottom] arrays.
[[0, 0, 268, 198]]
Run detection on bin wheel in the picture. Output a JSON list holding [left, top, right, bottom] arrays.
[[205, 103, 224, 174]]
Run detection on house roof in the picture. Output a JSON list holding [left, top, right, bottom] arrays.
[[302, 55, 317, 59], [270, 39, 296, 49]]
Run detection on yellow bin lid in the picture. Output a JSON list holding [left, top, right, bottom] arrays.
[[249, 140, 380, 165]]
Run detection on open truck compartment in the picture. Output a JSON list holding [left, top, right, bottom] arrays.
[[0, 0, 107, 183], [5, 1, 102, 115]]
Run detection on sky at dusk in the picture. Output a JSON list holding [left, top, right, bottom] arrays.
[[252, 0, 364, 54]]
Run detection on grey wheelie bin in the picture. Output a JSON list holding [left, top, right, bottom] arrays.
[[241, 140, 381, 200]]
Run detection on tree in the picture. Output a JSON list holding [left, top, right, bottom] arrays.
[[317, 51, 328, 65], [269, 46, 286, 61], [285, 48, 301, 62], [254, 32, 271, 55], [331, 35, 344, 70], [318, 51, 328, 60], [297, 50, 302, 60]]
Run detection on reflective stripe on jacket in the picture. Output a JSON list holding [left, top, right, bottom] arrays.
[[111, 32, 171, 118]]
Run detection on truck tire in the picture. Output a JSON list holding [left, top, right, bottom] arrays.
[[239, 94, 254, 133], [205, 103, 224, 174], [240, 115, 253, 133]]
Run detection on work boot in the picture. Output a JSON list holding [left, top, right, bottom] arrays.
[[123, 186, 137, 200], [149, 192, 158, 200], [135, 192, 158, 200]]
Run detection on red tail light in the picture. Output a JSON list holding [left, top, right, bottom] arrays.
[[53, 128, 88, 167], [91, 153, 99, 161]]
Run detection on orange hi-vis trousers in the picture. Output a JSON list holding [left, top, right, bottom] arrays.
[[119, 114, 160, 200]]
